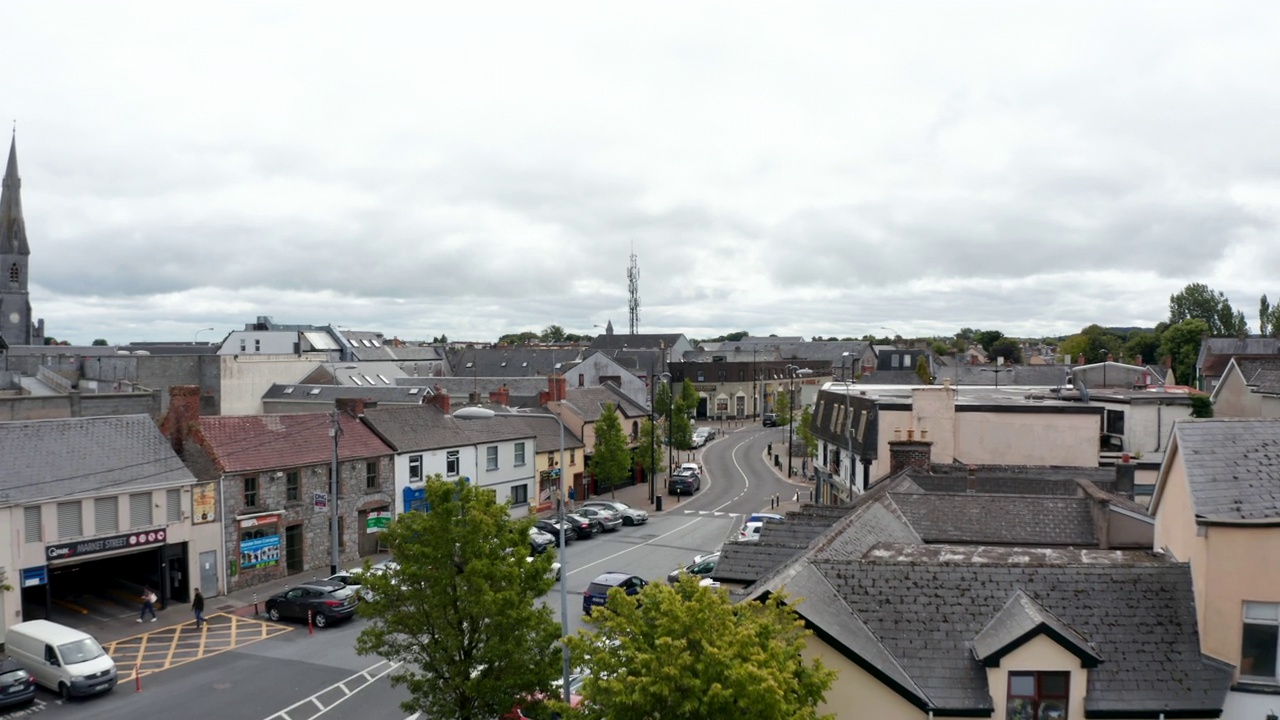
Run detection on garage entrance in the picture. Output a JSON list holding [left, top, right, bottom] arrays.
[[24, 530, 184, 624]]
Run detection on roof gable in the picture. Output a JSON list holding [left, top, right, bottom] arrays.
[[197, 412, 391, 473], [972, 589, 1101, 668], [1165, 418, 1280, 521]]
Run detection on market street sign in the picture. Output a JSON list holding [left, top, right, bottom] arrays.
[[46, 529, 167, 562]]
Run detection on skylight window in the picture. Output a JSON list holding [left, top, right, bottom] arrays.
[[466, 362, 473, 369], [522, 362, 528, 367], [409, 388, 420, 395], [362, 339, 373, 347], [377, 374, 389, 384], [351, 376, 363, 386], [372, 339, 381, 347], [308, 388, 321, 396], [363, 375, 376, 385], [501, 362, 508, 367], [282, 387, 294, 394]]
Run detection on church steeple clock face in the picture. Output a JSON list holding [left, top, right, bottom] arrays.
[[7, 312, 17, 324]]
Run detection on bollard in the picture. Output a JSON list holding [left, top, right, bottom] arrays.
[[809, 489, 814, 502], [308, 609, 314, 635], [253, 593, 259, 616], [135, 664, 141, 692], [794, 491, 800, 503]]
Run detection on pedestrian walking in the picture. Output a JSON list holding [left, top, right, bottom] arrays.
[[139, 587, 158, 622], [192, 588, 205, 630]]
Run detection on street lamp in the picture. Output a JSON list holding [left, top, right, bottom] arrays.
[[454, 405, 572, 707], [193, 327, 215, 343], [783, 364, 813, 479], [650, 371, 672, 506], [880, 326, 901, 344]]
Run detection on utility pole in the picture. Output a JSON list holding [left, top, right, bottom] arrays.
[[329, 408, 342, 575]]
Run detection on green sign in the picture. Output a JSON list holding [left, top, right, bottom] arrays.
[[366, 510, 391, 534]]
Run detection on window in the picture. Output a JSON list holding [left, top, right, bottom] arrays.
[[130, 492, 153, 528], [240, 339, 246, 352], [447, 450, 460, 477], [94, 498, 117, 534], [1105, 409, 1126, 436], [8, 262, 18, 284], [166, 488, 182, 523], [409, 455, 423, 481], [697, 370, 705, 382], [1242, 601, 1280, 683], [578, 373, 585, 387], [254, 339, 261, 352], [514, 442, 526, 466], [570, 449, 576, 465], [1006, 672, 1068, 719], [338, 517, 345, 549], [244, 476, 259, 507], [57, 501, 82, 539], [23, 506, 41, 543], [511, 484, 529, 506], [738, 369, 745, 381], [486, 446, 499, 471], [366, 461, 379, 490], [891, 354, 901, 368], [286, 471, 300, 502]]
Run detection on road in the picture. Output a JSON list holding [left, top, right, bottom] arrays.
[[6, 425, 789, 720]]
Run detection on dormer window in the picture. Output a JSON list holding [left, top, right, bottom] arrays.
[[1006, 672, 1068, 718]]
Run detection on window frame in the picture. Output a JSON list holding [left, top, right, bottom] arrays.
[[244, 476, 259, 508], [1241, 601, 1280, 684], [408, 454, 423, 481], [486, 445, 499, 471], [365, 461, 379, 490], [446, 450, 460, 477], [1006, 671, 1069, 719], [511, 484, 529, 506], [514, 442, 526, 467], [286, 471, 301, 502]]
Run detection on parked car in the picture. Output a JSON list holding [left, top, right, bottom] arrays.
[[580, 500, 648, 526], [667, 552, 720, 584], [0, 656, 36, 709], [669, 468, 702, 495], [534, 518, 577, 545], [327, 567, 386, 601], [762, 413, 778, 427], [747, 512, 785, 524], [690, 430, 708, 448], [4, 621, 116, 699], [530, 526, 557, 553], [563, 513, 597, 538], [265, 579, 359, 628], [737, 521, 765, 543], [680, 462, 703, 476], [574, 506, 622, 532], [582, 572, 647, 615]]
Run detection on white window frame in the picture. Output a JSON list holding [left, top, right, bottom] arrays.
[[486, 445, 499, 471], [409, 454, 423, 481], [446, 450, 460, 477], [511, 484, 529, 506], [1241, 601, 1280, 684], [514, 442, 526, 467]]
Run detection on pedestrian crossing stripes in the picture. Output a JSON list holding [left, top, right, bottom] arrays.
[[680, 511, 741, 517]]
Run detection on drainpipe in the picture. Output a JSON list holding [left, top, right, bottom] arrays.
[[1155, 401, 1163, 451], [218, 476, 228, 596]]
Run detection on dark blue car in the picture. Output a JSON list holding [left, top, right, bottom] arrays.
[[582, 572, 647, 615]]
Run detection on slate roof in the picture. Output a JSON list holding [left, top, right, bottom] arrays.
[[1197, 339, 1280, 376], [361, 405, 541, 453], [446, 348, 582, 378], [813, 554, 1231, 714], [1235, 357, 1280, 395], [197, 412, 392, 474], [516, 414, 585, 454], [0, 415, 194, 505], [561, 385, 648, 421], [886, 493, 1097, 546], [933, 364, 1077, 387], [263, 384, 431, 405], [589, 333, 686, 351], [1168, 418, 1280, 520], [398, 376, 549, 409], [971, 589, 1101, 667]]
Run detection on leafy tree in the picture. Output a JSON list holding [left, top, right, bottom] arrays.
[[1156, 318, 1210, 388], [774, 388, 793, 427], [989, 337, 1021, 364], [431, 334, 449, 344], [914, 355, 933, 384], [1123, 331, 1161, 366], [564, 578, 836, 720], [929, 340, 951, 356], [670, 397, 694, 451], [1190, 394, 1214, 418], [541, 325, 567, 343], [91, 338, 109, 346], [973, 329, 1005, 354], [634, 418, 661, 478], [679, 378, 699, 417], [653, 382, 672, 420], [590, 403, 631, 492], [356, 478, 562, 720], [1169, 282, 1248, 336], [497, 331, 540, 346], [1261, 294, 1280, 338], [1059, 324, 1124, 363], [796, 405, 818, 460]]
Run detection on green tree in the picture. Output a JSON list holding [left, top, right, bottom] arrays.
[[590, 403, 631, 492], [679, 379, 699, 417], [1261, 294, 1280, 338], [914, 355, 933, 384], [796, 405, 818, 460], [1123, 331, 1161, 365], [1190, 394, 1214, 418], [1169, 282, 1248, 336], [1156, 318, 1210, 388], [989, 337, 1022, 365], [670, 397, 694, 451], [774, 388, 793, 427], [1059, 324, 1124, 363], [356, 478, 562, 720], [634, 418, 661, 478], [91, 338, 109, 346], [541, 325, 567, 343], [653, 382, 672, 420], [431, 334, 449, 344], [564, 578, 836, 720], [497, 331, 540, 346], [973, 329, 1005, 354]]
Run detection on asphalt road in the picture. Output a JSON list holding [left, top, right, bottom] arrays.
[[8, 425, 791, 720]]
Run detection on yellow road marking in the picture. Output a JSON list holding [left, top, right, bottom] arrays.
[[104, 613, 293, 681]]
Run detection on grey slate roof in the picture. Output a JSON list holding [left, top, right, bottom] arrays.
[[1196, 337, 1280, 373], [1235, 357, 1280, 395], [1170, 418, 1280, 520], [361, 405, 539, 453], [561, 385, 648, 421], [589, 333, 686, 351], [518, 414, 586, 454], [446, 348, 582, 378], [0, 415, 194, 505], [398, 376, 549, 409], [263, 383, 430, 405], [816, 555, 1231, 714], [971, 589, 1101, 666], [887, 493, 1097, 546]]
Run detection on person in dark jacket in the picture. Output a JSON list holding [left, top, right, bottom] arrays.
[[192, 588, 205, 630]]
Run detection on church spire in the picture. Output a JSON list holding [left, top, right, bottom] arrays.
[[0, 132, 28, 256]]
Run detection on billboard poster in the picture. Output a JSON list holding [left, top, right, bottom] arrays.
[[192, 482, 217, 524], [240, 533, 281, 569], [365, 510, 390, 533]]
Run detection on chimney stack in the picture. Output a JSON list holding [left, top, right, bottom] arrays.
[[488, 384, 511, 407], [966, 464, 978, 494], [335, 397, 369, 417], [888, 428, 933, 476], [429, 385, 451, 414]]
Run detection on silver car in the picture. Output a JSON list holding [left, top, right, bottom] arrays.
[[580, 500, 649, 526], [575, 506, 623, 532]]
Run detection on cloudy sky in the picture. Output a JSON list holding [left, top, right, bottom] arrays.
[[4, 2, 1279, 345]]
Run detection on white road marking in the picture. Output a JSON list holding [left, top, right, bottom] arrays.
[[261, 659, 401, 720]]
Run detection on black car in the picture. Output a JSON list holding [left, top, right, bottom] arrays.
[[563, 513, 597, 538], [582, 572, 647, 615], [534, 518, 577, 545], [265, 579, 359, 628], [0, 657, 35, 709], [762, 413, 778, 427], [669, 470, 701, 495]]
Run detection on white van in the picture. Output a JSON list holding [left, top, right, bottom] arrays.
[[3, 620, 117, 699]]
